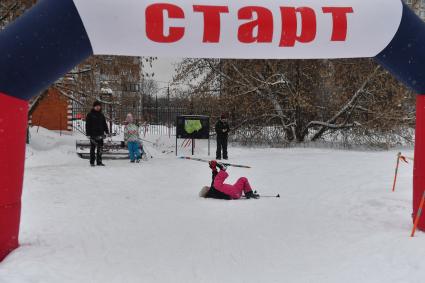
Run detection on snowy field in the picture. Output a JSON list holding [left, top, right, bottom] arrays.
[[0, 128, 424, 283]]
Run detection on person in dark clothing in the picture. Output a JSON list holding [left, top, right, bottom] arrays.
[[215, 113, 230, 160], [86, 101, 109, 166]]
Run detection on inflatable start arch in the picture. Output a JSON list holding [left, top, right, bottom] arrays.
[[1, 0, 425, 261]]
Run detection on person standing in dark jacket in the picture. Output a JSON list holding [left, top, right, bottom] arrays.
[[215, 113, 230, 160], [86, 101, 109, 166]]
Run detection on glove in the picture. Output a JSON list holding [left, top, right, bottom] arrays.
[[209, 160, 217, 170], [217, 162, 227, 171]]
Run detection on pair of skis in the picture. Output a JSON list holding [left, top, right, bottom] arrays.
[[178, 156, 251, 169]]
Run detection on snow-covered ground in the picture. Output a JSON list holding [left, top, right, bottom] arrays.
[[0, 128, 423, 283]]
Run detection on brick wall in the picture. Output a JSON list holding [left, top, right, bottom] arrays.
[[30, 88, 72, 131]]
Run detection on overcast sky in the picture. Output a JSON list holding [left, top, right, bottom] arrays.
[[144, 57, 182, 87]]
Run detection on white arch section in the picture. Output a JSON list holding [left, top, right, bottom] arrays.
[[74, 0, 403, 59]]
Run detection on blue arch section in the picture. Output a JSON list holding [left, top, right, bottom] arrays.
[[376, 2, 425, 94], [0, 0, 93, 101]]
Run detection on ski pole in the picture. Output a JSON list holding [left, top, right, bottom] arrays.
[[260, 194, 280, 198], [242, 194, 280, 199], [411, 191, 425, 237], [139, 138, 154, 144], [254, 191, 280, 198], [392, 152, 401, 192]]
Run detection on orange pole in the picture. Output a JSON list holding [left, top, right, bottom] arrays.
[[411, 191, 425, 237], [392, 152, 401, 192]]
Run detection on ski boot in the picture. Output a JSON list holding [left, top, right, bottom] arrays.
[[245, 191, 260, 199]]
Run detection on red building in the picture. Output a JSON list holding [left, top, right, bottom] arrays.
[[29, 87, 73, 132]]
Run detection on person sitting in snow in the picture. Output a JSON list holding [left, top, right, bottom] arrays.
[[124, 113, 141, 163], [199, 161, 259, 200]]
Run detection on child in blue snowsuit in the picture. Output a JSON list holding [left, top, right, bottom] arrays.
[[124, 113, 141, 163]]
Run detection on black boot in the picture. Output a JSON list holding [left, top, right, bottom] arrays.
[[245, 191, 260, 199]]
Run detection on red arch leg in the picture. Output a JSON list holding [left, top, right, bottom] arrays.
[[0, 93, 28, 261], [414, 95, 425, 231]]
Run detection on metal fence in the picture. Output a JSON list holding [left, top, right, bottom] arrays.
[[71, 100, 415, 147], [71, 101, 288, 143], [71, 100, 296, 144], [72, 102, 212, 136]]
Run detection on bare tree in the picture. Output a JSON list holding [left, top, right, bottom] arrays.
[[174, 57, 415, 146]]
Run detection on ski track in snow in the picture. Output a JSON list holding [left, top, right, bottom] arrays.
[[0, 128, 424, 283]]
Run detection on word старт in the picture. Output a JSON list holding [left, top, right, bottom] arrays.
[[145, 4, 353, 46]]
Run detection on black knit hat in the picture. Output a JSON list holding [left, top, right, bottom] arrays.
[[93, 100, 102, 107]]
